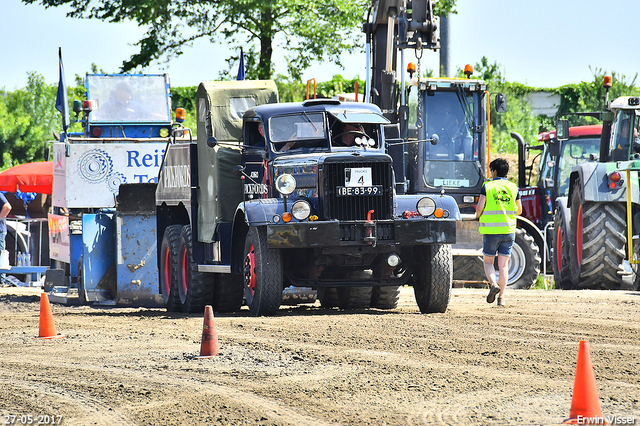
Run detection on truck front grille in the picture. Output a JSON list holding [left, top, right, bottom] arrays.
[[322, 159, 393, 221]]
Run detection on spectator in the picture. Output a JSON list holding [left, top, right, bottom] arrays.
[[0, 193, 12, 284]]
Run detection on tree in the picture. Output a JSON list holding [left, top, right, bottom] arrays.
[[26, 0, 366, 80], [0, 73, 59, 169]]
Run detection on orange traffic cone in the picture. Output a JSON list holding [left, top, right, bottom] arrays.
[[563, 340, 608, 425], [194, 305, 219, 359], [36, 293, 64, 340]]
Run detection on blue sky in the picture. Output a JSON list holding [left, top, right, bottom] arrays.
[[3, 0, 640, 91]]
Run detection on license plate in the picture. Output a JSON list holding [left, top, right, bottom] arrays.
[[336, 185, 383, 196]]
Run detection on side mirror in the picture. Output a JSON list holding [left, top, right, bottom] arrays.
[[233, 165, 245, 177], [207, 136, 218, 148], [430, 133, 439, 145], [556, 119, 570, 141], [495, 93, 507, 113]]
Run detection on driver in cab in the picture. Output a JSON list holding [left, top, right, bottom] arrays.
[[335, 123, 365, 147]]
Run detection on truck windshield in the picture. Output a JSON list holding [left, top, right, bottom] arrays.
[[420, 90, 481, 188], [269, 112, 327, 151], [87, 75, 171, 123]]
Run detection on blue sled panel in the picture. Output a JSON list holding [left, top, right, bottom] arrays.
[[82, 213, 116, 301], [115, 213, 162, 307]]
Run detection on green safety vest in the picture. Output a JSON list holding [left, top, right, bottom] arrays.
[[479, 179, 518, 234]]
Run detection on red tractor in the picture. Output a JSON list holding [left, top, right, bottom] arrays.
[[512, 125, 603, 288]]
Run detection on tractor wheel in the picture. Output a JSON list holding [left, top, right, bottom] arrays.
[[570, 184, 627, 289], [160, 225, 182, 312], [413, 244, 452, 314], [177, 225, 214, 313], [371, 286, 401, 309], [337, 287, 373, 310], [317, 287, 339, 308], [243, 226, 282, 316], [213, 273, 243, 313], [452, 255, 486, 285], [553, 198, 573, 289], [505, 227, 540, 290]]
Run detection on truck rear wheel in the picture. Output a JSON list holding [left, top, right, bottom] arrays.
[[318, 287, 339, 308], [506, 227, 540, 290], [337, 287, 373, 309], [178, 225, 214, 313], [570, 185, 627, 289], [160, 225, 182, 312], [213, 273, 243, 313], [243, 226, 282, 316], [553, 198, 573, 289], [413, 244, 452, 313], [371, 286, 400, 309]]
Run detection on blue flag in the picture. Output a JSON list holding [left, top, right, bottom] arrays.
[[236, 48, 245, 81], [55, 47, 70, 132]]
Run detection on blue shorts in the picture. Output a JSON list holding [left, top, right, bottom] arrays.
[[483, 233, 515, 257]]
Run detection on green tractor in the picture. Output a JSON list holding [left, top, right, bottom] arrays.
[[556, 95, 640, 290]]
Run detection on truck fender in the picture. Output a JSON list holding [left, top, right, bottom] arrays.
[[394, 194, 461, 220], [236, 198, 287, 227], [568, 162, 639, 206]]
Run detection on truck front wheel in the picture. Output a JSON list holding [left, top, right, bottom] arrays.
[[243, 226, 283, 316], [160, 225, 182, 312], [413, 244, 452, 313], [178, 225, 214, 313]]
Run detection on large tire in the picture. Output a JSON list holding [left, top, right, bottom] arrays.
[[553, 198, 573, 289], [243, 226, 282, 316], [317, 287, 339, 308], [160, 225, 182, 312], [371, 286, 401, 309], [570, 184, 627, 289], [452, 255, 486, 283], [413, 244, 452, 314], [177, 225, 214, 313], [213, 273, 243, 313], [505, 227, 540, 290], [337, 287, 373, 309]]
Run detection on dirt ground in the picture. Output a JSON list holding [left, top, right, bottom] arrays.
[[0, 285, 638, 426]]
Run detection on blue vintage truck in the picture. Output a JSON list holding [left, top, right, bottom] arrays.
[[155, 80, 459, 316]]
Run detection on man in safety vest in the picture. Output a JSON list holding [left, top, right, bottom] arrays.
[[475, 158, 522, 306]]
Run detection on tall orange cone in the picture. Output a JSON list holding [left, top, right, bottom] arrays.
[[194, 305, 219, 359], [563, 340, 607, 424], [36, 293, 64, 340]]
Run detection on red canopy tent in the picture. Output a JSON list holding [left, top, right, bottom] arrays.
[[0, 162, 53, 195]]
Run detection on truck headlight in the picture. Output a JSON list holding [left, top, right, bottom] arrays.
[[417, 197, 436, 217], [291, 200, 311, 220], [275, 174, 296, 195]]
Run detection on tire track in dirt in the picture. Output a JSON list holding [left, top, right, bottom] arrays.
[[2, 358, 337, 426], [3, 377, 133, 426]]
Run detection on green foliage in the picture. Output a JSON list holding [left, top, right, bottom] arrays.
[[0, 73, 59, 169], [25, 0, 369, 81]]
